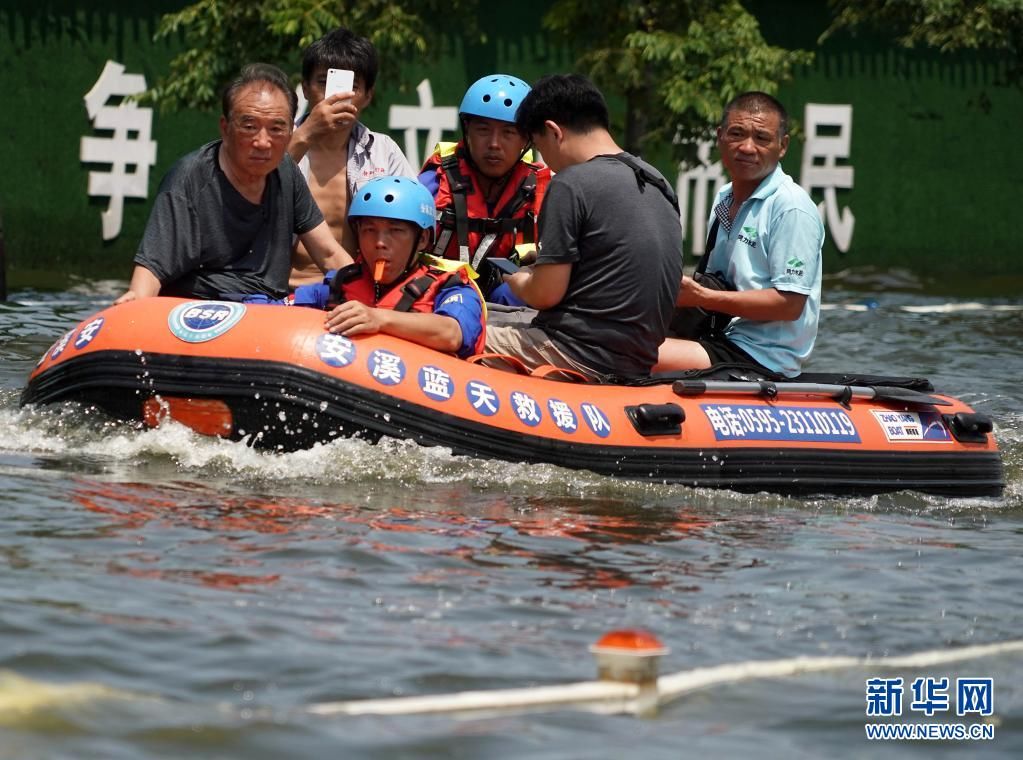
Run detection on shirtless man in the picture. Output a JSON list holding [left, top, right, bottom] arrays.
[[287, 28, 414, 288]]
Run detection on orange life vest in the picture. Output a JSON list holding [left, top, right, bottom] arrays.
[[423, 142, 550, 268], [340, 255, 487, 354]]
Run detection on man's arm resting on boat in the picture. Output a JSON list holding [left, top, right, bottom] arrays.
[[502, 261, 571, 310], [686, 279, 807, 322], [114, 265, 162, 305], [298, 221, 355, 273], [325, 301, 466, 354]]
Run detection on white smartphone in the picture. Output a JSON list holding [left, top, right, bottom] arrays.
[[325, 68, 354, 99]]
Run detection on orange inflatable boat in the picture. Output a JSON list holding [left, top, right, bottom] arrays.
[[21, 298, 1004, 497]]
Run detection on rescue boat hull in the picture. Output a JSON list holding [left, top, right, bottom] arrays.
[[21, 298, 1004, 497]]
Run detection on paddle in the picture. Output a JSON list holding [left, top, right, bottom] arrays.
[[671, 380, 952, 407]]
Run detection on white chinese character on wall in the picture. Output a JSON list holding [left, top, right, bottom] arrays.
[[388, 79, 458, 170], [676, 141, 726, 261], [80, 60, 157, 240], [800, 103, 854, 253]]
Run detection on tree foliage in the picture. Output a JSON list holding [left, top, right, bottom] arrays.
[[542, 0, 813, 166], [825, 0, 1023, 81], [145, 0, 811, 166], [146, 0, 479, 112]]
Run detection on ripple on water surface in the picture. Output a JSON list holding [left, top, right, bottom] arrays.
[[0, 285, 1022, 758]]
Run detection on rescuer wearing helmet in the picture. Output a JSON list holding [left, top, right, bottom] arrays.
[[294, 176, 485, 357], [418, 74, 551, 303]]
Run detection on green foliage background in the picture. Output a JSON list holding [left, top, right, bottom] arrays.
[[0, 0, 1020, 290], [0, 2, 213, 284], [762, 0, 1018, 286]]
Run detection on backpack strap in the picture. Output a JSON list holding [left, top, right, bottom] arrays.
[[693, 217, 721, 276], [606, 153, 680, 214]]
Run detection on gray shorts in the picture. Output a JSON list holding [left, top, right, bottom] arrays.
[[483, 325, 605, 382]]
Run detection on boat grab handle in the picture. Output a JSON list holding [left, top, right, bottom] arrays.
[[670, 380, 951, 407], [625, 403, 685, 436]]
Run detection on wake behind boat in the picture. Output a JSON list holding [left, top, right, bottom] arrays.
[[21, 298, 1004, 497]]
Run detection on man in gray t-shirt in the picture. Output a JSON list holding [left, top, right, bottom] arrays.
[[484, 74, 682, 380], [115, 63, 353, 305]]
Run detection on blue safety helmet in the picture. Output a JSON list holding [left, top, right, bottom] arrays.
[[348, 176, 435, 230], [459, 74, 531, 124]]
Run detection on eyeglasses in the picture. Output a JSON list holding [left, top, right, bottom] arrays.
[[231, 117, 291, 141]]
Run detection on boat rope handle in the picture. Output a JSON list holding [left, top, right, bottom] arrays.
[[529, 365, 590, 384], [465, 352, 531, 375]]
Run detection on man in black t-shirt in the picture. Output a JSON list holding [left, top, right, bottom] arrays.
[[484, 74, 682, 380], [115, 63, 354, 305]]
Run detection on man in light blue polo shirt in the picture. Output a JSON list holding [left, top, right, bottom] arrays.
[[657, 92, 824, 378]]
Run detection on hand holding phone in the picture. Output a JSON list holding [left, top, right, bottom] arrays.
[[488, 258, 520, 276], [325, 68, 354, 100]]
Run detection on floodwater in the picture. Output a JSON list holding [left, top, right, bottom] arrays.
[[0, 276, 1021, 758]]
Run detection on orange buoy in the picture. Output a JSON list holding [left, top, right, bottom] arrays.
[[590, 629, 669, 685]]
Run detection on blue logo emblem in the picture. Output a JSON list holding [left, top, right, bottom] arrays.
[[316, 333, 356, 368], [73, 317, 105, 349], [467, 380, 500, 416], [168, 301, 246, 343], [368, 349, 405, 386], [547, 398, 577, 434], [580, 402, 611, 438], [419, 366, 454, 401], [510, 391, 542, 427]]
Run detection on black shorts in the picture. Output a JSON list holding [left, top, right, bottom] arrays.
[[697, 334, 773, 374]]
